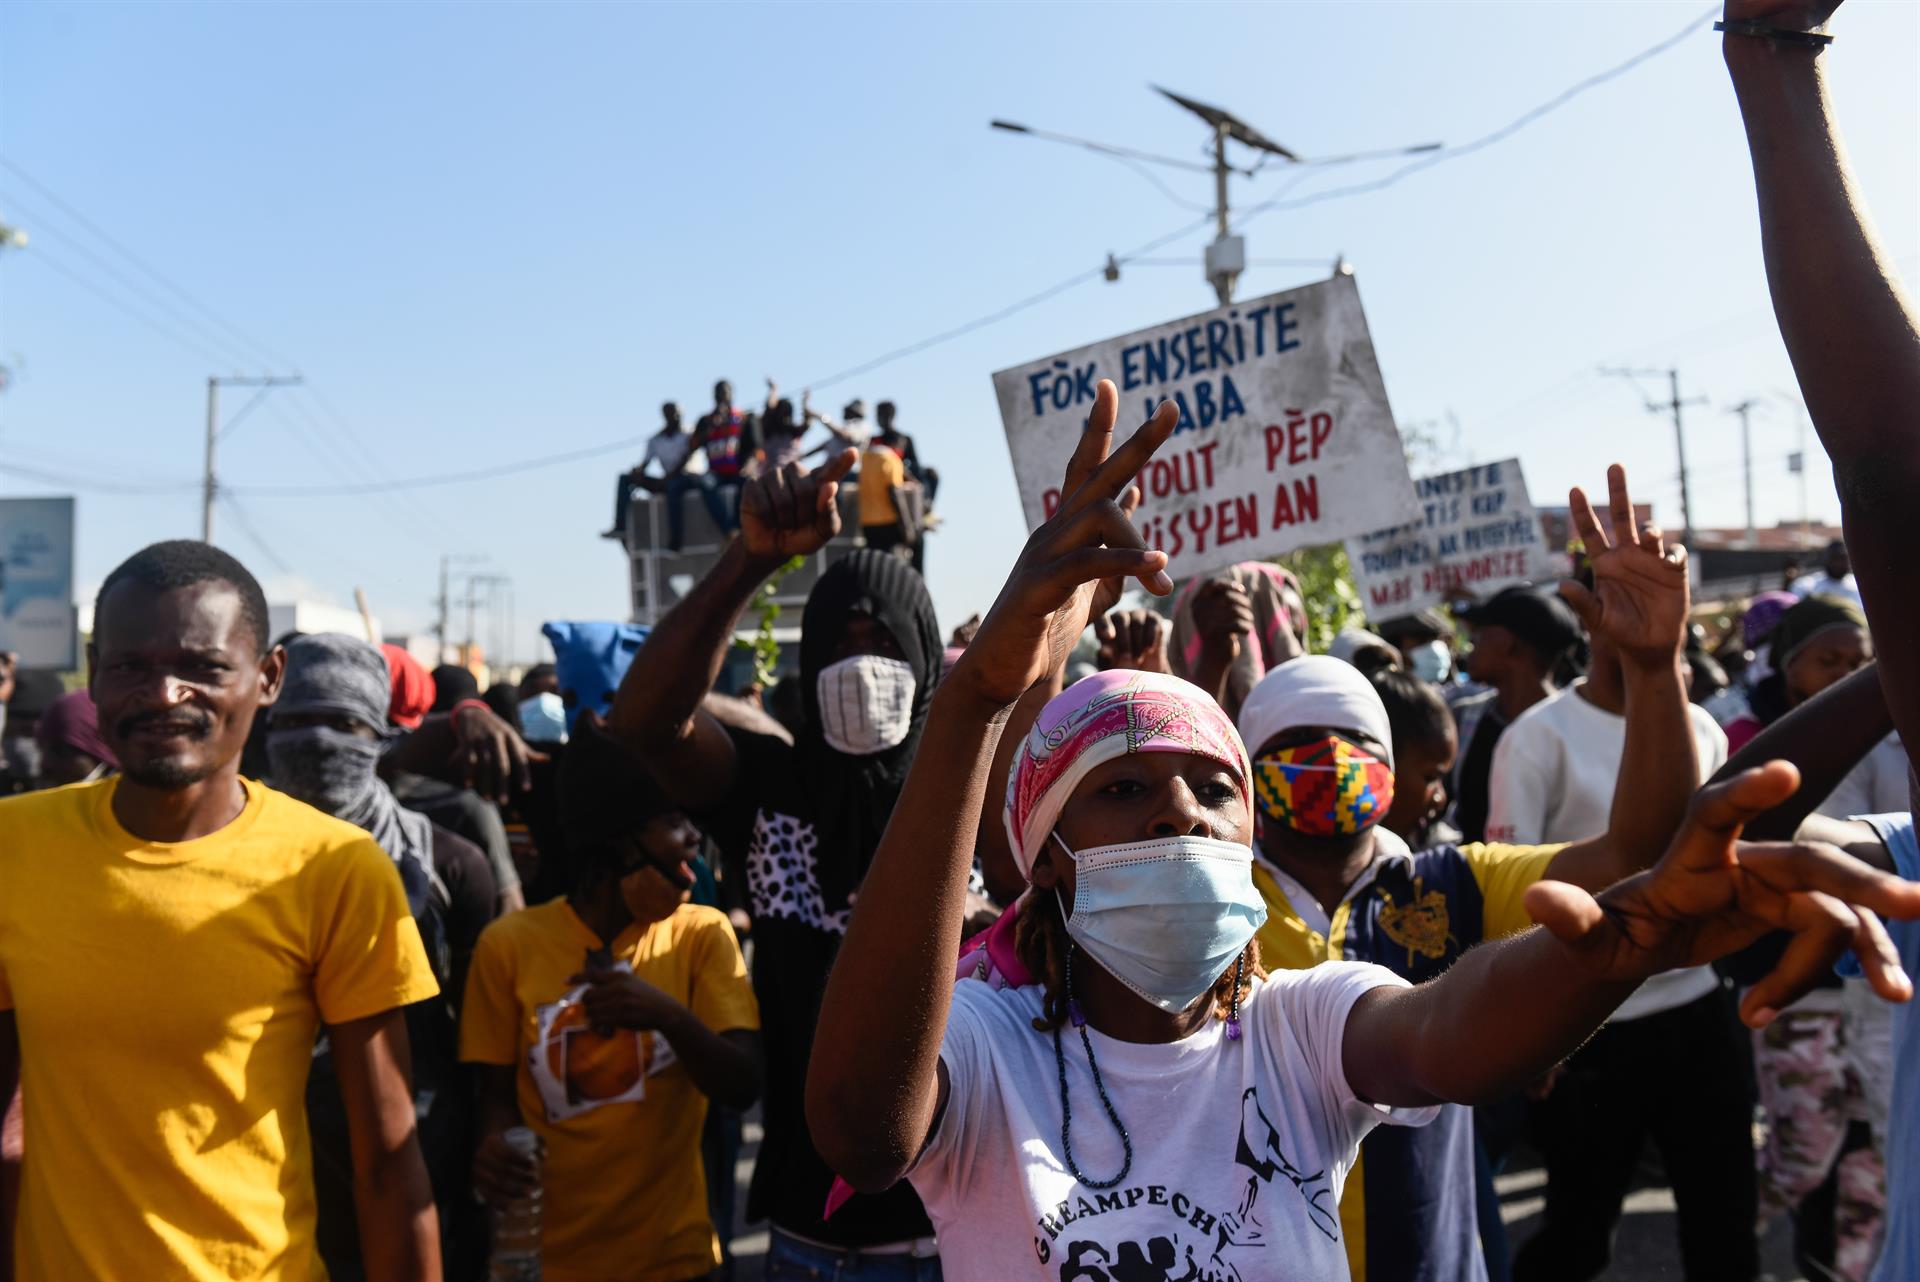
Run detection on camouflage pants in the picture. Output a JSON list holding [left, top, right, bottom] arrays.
[[1752, 990, 1889, 1282]]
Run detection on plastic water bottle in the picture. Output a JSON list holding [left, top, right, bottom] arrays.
[[489, 1127, 542, 1281]]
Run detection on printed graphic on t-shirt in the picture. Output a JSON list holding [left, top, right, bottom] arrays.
[[1374, 875, 1455, 964], [527, 978, 678, 1122], [1032, 1086, 1335, 1282]]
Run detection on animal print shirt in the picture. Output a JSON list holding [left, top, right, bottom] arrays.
[[698, 725, 936, 1248]]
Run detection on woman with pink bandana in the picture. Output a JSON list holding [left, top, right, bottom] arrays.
[[805, 380, 1920, 1282]]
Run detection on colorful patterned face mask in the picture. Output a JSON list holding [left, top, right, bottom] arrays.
[[1251, 735, 1395, 837]]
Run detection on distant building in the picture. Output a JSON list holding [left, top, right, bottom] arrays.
[[1687, 520, 1843, 603], [267, 601, 380, 646]]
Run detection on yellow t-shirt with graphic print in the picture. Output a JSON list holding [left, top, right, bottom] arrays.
[[0, 776, 439, 1282], [1253, 840, 1563, 1282], [461, 898, 760, 1282]]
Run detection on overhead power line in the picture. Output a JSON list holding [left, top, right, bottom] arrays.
[[0, 459, 199, 495], [0, 190, 266, 373], [805, 213, 1215, 392], [1230, 5, 1718, 232], [17, 249, 239, 369], [218, 494, 296, 576], [0, 156, 300, 371], [3, 7, 1723, 504], [228, 432, 650, 497], [806, 8, 1715, 394]]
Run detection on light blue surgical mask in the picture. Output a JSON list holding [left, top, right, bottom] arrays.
[[1051, 832, 1268, 1013], [1409, 640, 1452, 684]]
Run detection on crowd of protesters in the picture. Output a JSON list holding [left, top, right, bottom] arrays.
[[0, 7, 1917, 1282], [606, 378, 938, 573]]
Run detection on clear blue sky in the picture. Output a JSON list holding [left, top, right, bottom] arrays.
[[3, 1, 1916, 665]]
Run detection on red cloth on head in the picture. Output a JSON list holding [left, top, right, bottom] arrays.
[[381, 644, 436, 729], [34, 690, 116, 768]]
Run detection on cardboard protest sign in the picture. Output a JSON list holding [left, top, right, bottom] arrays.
[[1346, 458, 1545, 617], [992, 273, 1421, 582]]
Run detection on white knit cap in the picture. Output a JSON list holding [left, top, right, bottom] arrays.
[[1236, 655, 1395, 768]]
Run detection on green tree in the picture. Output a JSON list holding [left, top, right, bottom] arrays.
[[1275, 544, 1363, 654]]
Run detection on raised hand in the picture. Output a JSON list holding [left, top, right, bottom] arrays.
[[1095, 607, 1171, 674], [1191, 578, 1255, 664], [740, 450, 857, 563], [1087, 482, 1145, 620], [450, 702, 547, 803], [952, 381, 1177, 707], [1558, 465, 1689, 670], [1524, 762, 1920, 1027]]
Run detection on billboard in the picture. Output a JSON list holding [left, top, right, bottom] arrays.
[[0, 497, 77, 669]]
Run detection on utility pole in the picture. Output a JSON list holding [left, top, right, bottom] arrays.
[[461, 572, 512, 671], [1599, 366, 1707, 546], [203, 374, 301, 541], [1726, 400, 1762, 546], [436, 554, 486, 664]]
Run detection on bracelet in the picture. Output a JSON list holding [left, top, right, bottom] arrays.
[[1714, 18, 1833, 48], [451, 698, 492, 719]]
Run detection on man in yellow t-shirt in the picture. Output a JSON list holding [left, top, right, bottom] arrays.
[[461, 716, 759, 1282], [0, 540, 441, 1281]]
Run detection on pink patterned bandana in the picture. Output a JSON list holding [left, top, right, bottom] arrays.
[[1003, 669, 1251, 880]]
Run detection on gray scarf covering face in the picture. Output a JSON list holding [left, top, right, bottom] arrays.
[[270, 634, 436, 914]]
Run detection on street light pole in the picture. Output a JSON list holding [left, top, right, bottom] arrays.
[[991, 93, 1434, 306]]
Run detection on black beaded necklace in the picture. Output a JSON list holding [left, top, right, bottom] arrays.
[[1052, 946, 1251, 1190], [1052, 942, 1133, 1189]]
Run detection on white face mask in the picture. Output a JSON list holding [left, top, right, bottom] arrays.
[[1052, 832, 1268, 1013], [1409, 640, 1452, 684], [815, 654, 916, 756]]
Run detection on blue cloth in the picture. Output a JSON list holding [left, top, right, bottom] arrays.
[[1863, 812, 1920, 1282], [765, 1231, 943, 1281], [541, 620, 650, 732]]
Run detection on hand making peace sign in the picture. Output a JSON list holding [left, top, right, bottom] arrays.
[[1559, 465, 1689, 670], [951, 381, 1178, 707]]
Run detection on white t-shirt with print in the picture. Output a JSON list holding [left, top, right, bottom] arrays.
[[911, 960, 1433, 1282]]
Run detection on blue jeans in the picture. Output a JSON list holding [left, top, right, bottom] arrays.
[[764, 1231, 942, 1282]]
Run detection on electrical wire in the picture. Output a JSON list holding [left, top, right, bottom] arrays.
[[262, 393, 466, 547], [17, 249, 240, 370], [0, 189, 266, 373], [295, 384, 469, 540], [227, 431, 650, 497], [217, 494, 296, 577], [0, 459, 198, 495], [1230, 4, 1718, 232], [0, 157, 300, 372], [1106, 155, 1215, 214], [805, 213, 1215, 392]]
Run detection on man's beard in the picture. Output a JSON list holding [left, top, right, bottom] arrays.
[[120, 754, 220, 790]]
